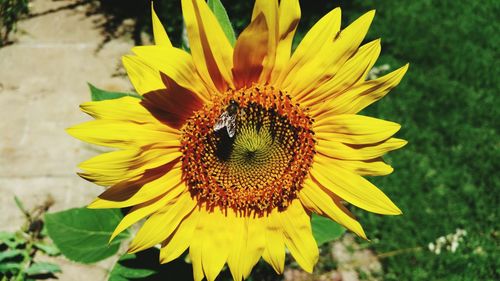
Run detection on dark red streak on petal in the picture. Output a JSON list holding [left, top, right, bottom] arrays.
[[141, 73, 203, 130]]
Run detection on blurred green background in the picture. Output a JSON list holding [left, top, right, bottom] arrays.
[[1, 0, 498, 280]]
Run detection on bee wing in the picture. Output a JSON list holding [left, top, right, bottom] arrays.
[[214, 111, 230, 132], [226, 115, 237, 138]]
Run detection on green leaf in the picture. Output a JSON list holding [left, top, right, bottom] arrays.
[[40, 223, 48, 237], [311, 213, 346, 246], [0, 250, 23, 262], [109, 254, 157, 281], [109, 249, 194, 281], [45, 208, 129, 264], [0, 231, 25, 248], [25, 262, 62, 276], [34, 242, 60, 256], [0, 262, 22, 274], [0, 231, 16, 242], [207, 0, 236, 46], [88, 83, 141, 101]]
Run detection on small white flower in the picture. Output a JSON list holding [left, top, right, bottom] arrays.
[[437, 236, 446, 244], [429, 228, 466, 255]]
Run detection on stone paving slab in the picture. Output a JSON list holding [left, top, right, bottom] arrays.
[[0, 0, 136, 279], [0, 177, 99, 232], [0, 0, 133, 212]]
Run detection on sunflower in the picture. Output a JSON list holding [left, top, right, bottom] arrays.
[[67, 0, 408, 280]]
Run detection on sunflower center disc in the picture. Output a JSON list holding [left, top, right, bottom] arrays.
[[181, 86, 315, 214]]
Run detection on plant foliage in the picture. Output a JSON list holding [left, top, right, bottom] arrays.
[[45, 208, 130, 264], [0, 0, 29, 46], [0, 197, 61, 281]]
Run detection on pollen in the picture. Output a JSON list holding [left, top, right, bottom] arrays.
[[180, 85, 315, 214]]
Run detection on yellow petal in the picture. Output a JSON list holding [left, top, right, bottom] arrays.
[[132, 46, 211, 101], [181, 0, 234, 92], [201, 209, 231, 281], [275, 8, 341, 87], [160, 209, 200, 264], [241, 216, 266, 279], [316, 138, 407, 160], [78, 150, 136, 187], [66, 119, 180, 149], [226, 212, 246, 281], [315, 114, 401, 145], [251, 0, 278, 82], [278, 200, 318, 273], [78, 147, 180, 186], [300, 39, 381, 107], [189, 211, 205, 281], [311, 155, 402, 215], [261, 210, 285, 274], [299, 178, 366, 239], [122, 55, 165, 95], [284, 11, 375, 99], [271, 0, 300, 82], [314, 64, 409, 116], [232, 13, 268, 88], [328, 158, 394, 176], [80, 96, 162, 124], [110, 191, 175, 241], [151, 2, 172, 46], [128, 191, 196, 253], [79, 94, 182, 134], [88, 163, 183, 208]]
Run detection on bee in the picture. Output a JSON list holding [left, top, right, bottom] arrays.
[[214, 100, 239, 138]]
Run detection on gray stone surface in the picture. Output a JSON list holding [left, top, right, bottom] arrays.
[[0, 0, 135, 279]]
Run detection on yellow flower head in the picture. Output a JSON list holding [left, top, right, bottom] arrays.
[[68, 0, 408, 280]]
